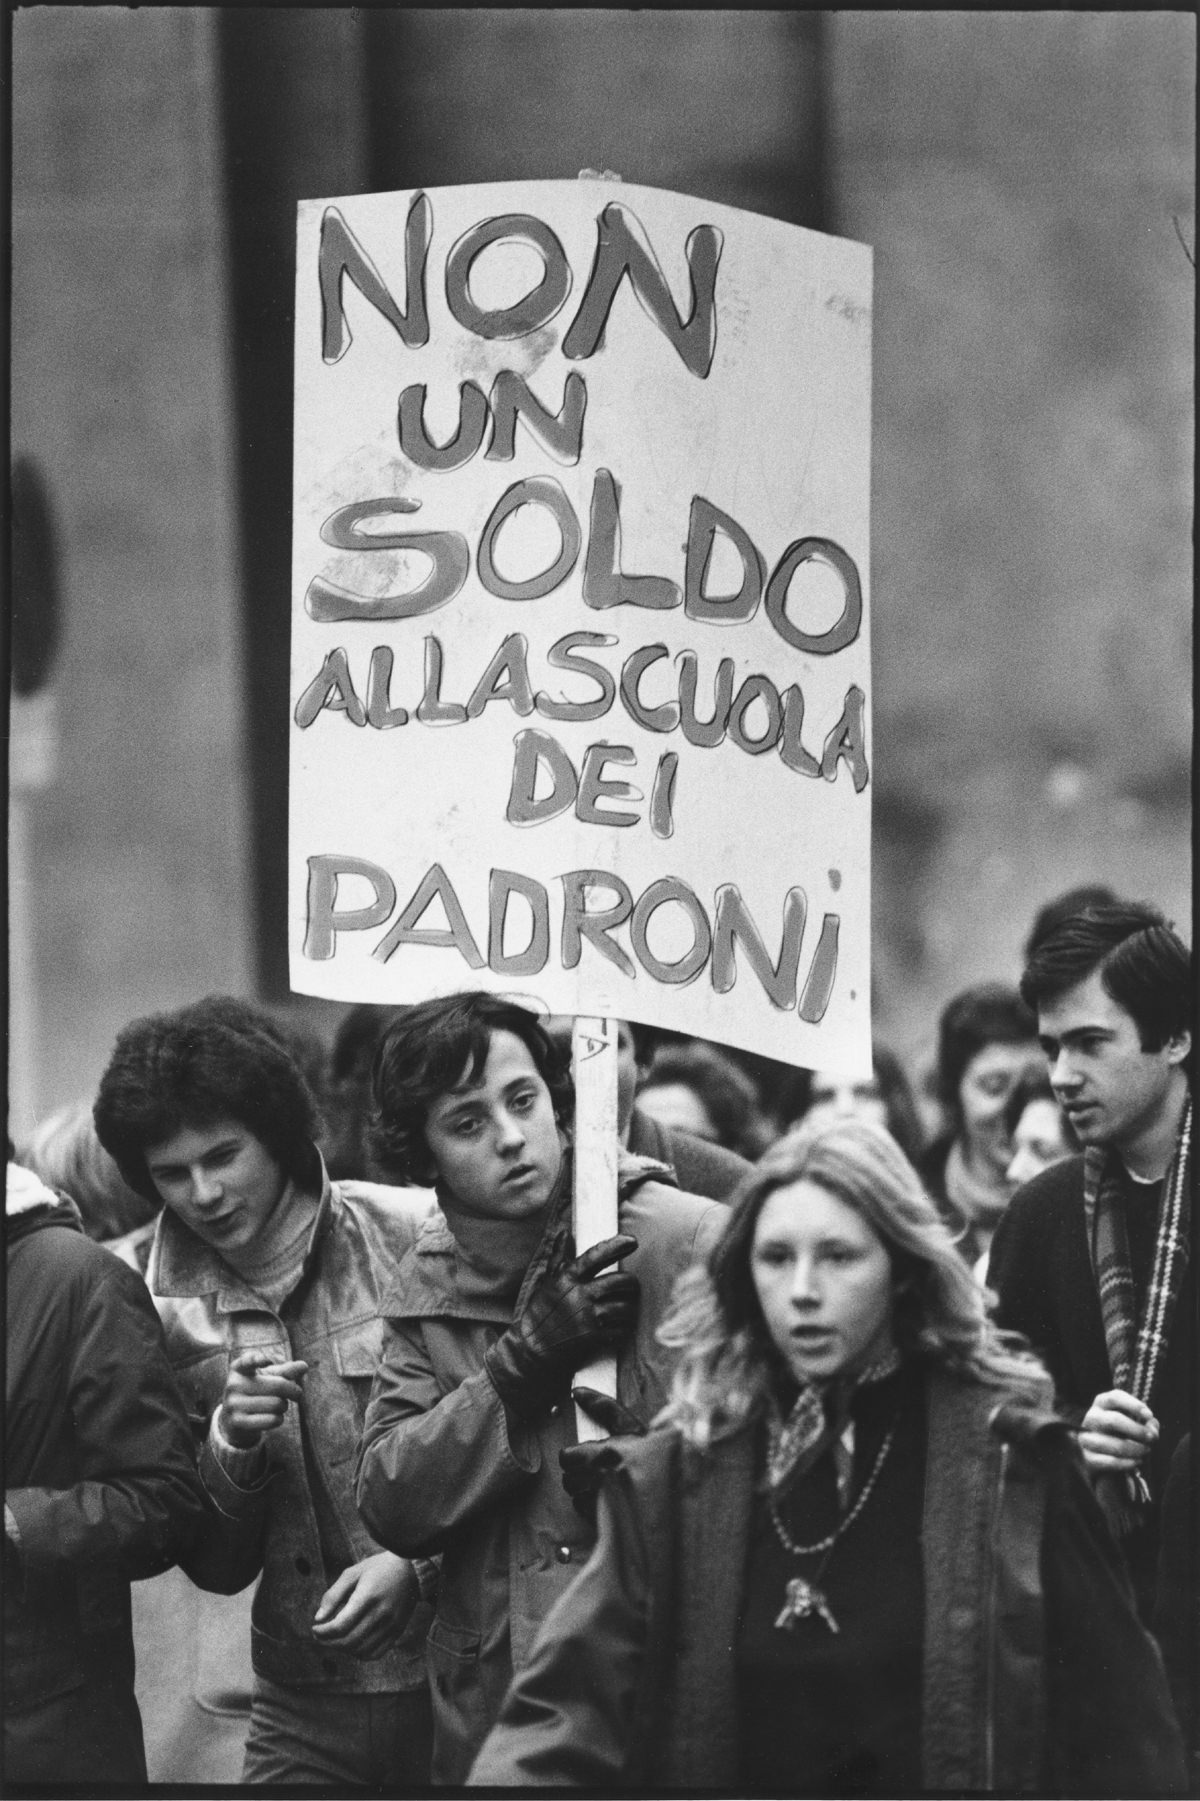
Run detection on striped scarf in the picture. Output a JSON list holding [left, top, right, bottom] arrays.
[[1083, 1097, 1191, 1532]]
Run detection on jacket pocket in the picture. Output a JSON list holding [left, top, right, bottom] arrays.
[[332, 1318, 383, 1378], [427, 1615, 481, 1664], [426, 1615, 483, 1712], [324, 1319, 384, 1464]]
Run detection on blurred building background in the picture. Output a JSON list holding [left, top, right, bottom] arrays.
[[10, 9, 1194, 1141]]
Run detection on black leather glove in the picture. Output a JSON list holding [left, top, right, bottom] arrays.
[[559, 1388, 647, 1519], [485, 1234, 640, 1419]]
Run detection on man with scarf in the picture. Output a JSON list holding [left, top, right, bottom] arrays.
[[988, 901, 1192, 1623], [355, 992, 725, 1785]]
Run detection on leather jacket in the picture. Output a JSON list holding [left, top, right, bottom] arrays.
[[149, 1165, 436, 1692]]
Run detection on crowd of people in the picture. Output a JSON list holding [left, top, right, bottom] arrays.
[[5, 889, 1195, 1794]]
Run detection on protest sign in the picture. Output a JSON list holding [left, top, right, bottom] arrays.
[[291, 179, 872, 1076]]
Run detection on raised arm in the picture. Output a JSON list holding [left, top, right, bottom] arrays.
[[176, 1351, 308, 1594]]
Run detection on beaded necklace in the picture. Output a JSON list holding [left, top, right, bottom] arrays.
[[769, 1414, 898, 1635]]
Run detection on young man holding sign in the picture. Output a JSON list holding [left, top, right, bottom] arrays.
[[354, 991, 725, 1784], [93, 997, 438, 1787]]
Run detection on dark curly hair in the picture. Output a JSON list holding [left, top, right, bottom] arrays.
[[1020, 901, 1191, 1071], [93, 995, 323, 1202], [370, 991, 573, 1186]]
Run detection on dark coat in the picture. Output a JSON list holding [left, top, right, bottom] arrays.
[[987, 1153, 1194, 1614], [470, 1366, 1186, 1794], [5, 1189, 205, 1782], [626, 1107, 752, 1201], [1155, 1434, 1198, 1783]]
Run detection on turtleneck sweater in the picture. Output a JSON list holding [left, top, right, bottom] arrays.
[[433, 1158, 571, 1309]]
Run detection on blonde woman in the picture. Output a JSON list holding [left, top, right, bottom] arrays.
[[471, 1116, 1185, 1794]]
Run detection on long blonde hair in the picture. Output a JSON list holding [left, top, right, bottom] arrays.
[[657, 1112, 1046, 1450]]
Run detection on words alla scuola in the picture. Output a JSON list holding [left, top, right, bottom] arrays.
[[295, 631, 867, 839]]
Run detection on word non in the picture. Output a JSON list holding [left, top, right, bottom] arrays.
[[320, 194, 722, 378]]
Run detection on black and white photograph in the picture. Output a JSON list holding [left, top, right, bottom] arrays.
[[7, 9, 1195, 1794]]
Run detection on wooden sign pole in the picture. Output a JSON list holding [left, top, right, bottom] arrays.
[[570, 1014, 620, 1441]]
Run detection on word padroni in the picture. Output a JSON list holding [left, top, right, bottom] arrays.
[[303, 855, 841, 1022]]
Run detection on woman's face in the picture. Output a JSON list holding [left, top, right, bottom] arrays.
[[750, 1177, 895, 1385], [1005, 1097, 1072, 1188], [805, 1073, 888, 1134], [956, 1042, 1037, 1178], [635, 1080, 719, 1144]]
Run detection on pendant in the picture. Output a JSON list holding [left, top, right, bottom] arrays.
[[774, 1575, 839, 1633]]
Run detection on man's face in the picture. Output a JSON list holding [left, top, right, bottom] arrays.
[[424, 1029, 565, 1219], [145, 1117, 290, 1258], [1037, 969, 1189, 1153]]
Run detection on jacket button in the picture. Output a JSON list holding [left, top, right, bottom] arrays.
[[555, 1545, 573, 1564], [295, 1555, 312, 1575]]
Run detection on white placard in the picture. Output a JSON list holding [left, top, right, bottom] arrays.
[[290, 179, 872, 1076]]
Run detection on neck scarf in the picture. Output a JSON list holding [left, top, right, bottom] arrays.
[[435, 1145, 673, 1310], [437, 1153, 570, 1308], [1084, 1097, 1191, 1532], [766, 1345, 901, 1498]]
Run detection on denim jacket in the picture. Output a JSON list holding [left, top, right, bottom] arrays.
[[149, 1165, 436, 1692]]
